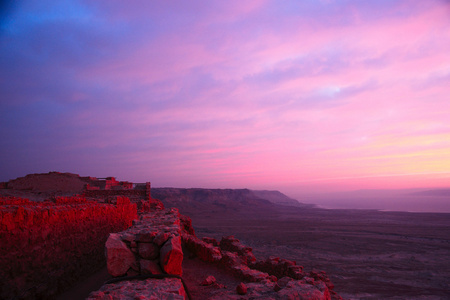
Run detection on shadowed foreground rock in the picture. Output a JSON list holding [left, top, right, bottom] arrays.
[[88, 277, 187, 299]]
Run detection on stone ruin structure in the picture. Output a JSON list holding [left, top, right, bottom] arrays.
[[0, 195, 137, 299], [88, 208, 341, 299], [0, 172, 342, 299]]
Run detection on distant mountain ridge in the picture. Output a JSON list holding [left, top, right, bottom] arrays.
[[250, 190, 304, 207], [151, 188, 308, 215]]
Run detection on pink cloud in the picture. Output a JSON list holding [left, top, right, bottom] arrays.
[[1, 0, 450, 198]]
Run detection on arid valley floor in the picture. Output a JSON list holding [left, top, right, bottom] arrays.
[[177, 202, 450, 299]]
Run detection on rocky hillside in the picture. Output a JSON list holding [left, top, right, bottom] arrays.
[[151, 188, 309, 216], [151, 188, 270, 213], [250, 190, 308, 207]]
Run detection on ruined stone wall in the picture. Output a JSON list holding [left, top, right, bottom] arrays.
[[87, 208, 187, 300], [0, 196, 138, 300], [83, 182, 151, 201], [83, 189, 147, 198], [104, 208, 183, 278], [90, 207, 340, 300]]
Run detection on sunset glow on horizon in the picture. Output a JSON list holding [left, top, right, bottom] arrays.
[[1, 1, 450, 197]]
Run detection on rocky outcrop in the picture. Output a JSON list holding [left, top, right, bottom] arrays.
[[184, 233, 337, 299], [251, 256, 305, 280]]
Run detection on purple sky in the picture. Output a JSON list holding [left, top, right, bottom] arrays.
[[1, 0, 450, 197]]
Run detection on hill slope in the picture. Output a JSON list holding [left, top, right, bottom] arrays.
[[250, 190, 307, 207], [151, 187, 309, 216]]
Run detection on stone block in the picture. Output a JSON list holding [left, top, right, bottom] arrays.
[[138, 242, 159, 260], [160, 236, 183, 276], [106, 233, 137, 277], [140, 259, 162, 275], [154, 232, 170, 246]]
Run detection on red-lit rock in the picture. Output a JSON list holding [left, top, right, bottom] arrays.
[[180, 214, 195, 235], [106, 233, 137, 277], [201, 275, 217, 286], [160, 235, 183, 276], [202, 237, 219, 246], [220, 235, 256, 264], [236, 282, 248, 295], [182, 234, 222, 262], [310, 270, 335, 291]]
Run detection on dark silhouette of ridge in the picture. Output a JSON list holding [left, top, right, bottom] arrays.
[[151, 187, 312, 216]]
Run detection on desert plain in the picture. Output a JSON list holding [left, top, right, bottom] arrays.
[[177, 201, 450, 299]]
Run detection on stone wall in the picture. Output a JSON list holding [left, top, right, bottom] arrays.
[[0, 196, 137, 300], [83, 189, 147, 198], [83, 182, 152, 201], [104, 208, 184, 278]]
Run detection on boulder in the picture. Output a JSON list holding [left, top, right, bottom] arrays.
[[106, 233, 136, 277], [236, 282, 248, 295], [160, 236, 183, 276]]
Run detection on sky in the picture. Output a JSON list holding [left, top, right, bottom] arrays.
[[1, 0, 450, 198]]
